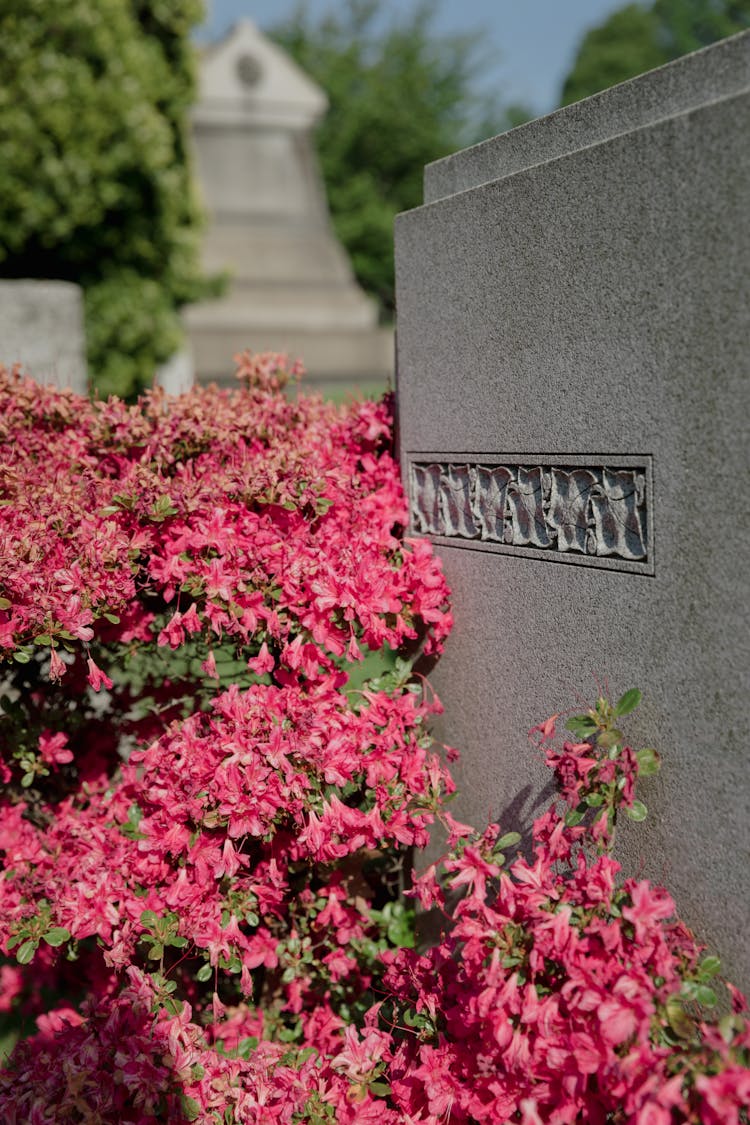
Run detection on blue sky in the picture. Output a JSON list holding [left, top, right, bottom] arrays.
[[199, 0, 631, 116]]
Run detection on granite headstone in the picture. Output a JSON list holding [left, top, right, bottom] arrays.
[[395, 33, 750, 986]]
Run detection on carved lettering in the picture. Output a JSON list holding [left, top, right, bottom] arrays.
[[506, 467, 552, 548], [411, 463, 442, 535], [441, 465, 479, 539], [471, 465, 512, 540], [588, 469, 648, 560], [409, 458, 650, 566], [547, 468, 598, 553]]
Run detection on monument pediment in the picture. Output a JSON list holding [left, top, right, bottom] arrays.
[[195, 20, 327, 128]]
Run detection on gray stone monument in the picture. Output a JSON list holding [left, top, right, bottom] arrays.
[[155, 347, 195, 397], [395, 33, 750, 986], [185, 21, 392, 394], [0, 280, 87, 393]]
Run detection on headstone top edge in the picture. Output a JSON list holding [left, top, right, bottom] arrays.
[[0, 278, 84, 297], [423, 29, 750, 204]]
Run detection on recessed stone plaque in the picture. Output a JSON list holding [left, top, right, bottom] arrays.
[[407, 454, 652, 573]]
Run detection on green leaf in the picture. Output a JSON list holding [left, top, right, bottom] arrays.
[[614, 688, 642, 717], [496, 831, 521, 849], [120, 823, 147, 841], [697, 955, 721, 979], [585, 792, 605, 807], [666, 997, 694, 1039], [237, 1036, 259, 1058], [20, 772, 35, 788], [369, 1081, 392, 1096], [564, 807, 585, 827], [625, 800, 648, 822], [140, 910, 158, 928], [13, 650, 31, 664], [694, 985, 718, 1008], [42, 927, 71, 947], [16, 940, 37, 965], [719, 1013, 743, 1045], [0, 598, 11, 610], [565, 715, 597, 736], [149, 496, 178, 522], [196, 962, 213, 982], [147, 943, 164, 960], [636, 748, 660, 776], [34, 634, 52, 646], [103, 613, 120, 624], [180, 1095, 202, 1121]]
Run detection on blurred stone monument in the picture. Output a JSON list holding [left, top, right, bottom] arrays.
[[0, 280, 87, 393], [185, 21, 392, 394]]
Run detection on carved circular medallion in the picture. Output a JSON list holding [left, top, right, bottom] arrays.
[[236, 53, 263, 88]]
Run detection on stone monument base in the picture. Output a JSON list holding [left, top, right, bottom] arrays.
[[185, 301, 393, 396]]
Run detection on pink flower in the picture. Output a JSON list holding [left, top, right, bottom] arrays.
[[446, 845, 500, 901], [520, 1098, 545, 1125], [38, 730, 73, 766], [331, 1026, 389, 1083], [86, 656, 113, 692], [49, 647, 66, 682], [248, 641, 274, 675], [622, 880, 675, 941]]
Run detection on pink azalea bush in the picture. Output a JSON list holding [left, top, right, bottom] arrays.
[[0, 357, 748, 1123]]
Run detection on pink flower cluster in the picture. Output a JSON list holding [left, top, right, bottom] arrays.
[[0, 360, 748, 1123], [381, 708, 750, 1123]]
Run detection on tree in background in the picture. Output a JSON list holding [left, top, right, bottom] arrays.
[[561, 0, 750, 106], [272, 0, 527, 318], [0, 0, 216, 398]]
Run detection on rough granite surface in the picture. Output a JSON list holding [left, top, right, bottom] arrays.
[[396, 33, 750, 988], [424, 30, 750, 202]]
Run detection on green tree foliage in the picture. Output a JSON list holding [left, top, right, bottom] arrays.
[[272, 0, 526, 317], [561, 0, 750, 106], [0, 0, 215, 398]]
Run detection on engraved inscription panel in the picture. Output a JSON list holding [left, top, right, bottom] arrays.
[[409, 457, 651, 570]]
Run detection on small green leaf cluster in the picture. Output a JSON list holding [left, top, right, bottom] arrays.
[[563, 688, 661, 839], [139, 909, 188, 965], [7, 902, 71, 966]]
